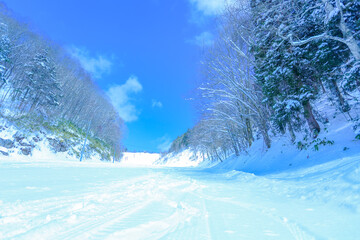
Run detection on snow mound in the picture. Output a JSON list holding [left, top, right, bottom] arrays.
[[119, 152, 161, 167], [156, 149, 205, 167]]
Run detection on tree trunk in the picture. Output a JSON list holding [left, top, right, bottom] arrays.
[[232, 141, 240, 156], [19, 88, 30, 111], [245, 118, 254, 147], [259, 119, 271, 148], [262, 129, 271, 149], [228, 130, 240, 156], [222, 147, 228, 158], [288, 121, 296, 143], [319, 79, 326, 93], [335, 0, 360, 61], [1, 87, 12, 103], [213, 148, 223, 162], [303, 100, 320, 138], [331, 79, 350, 112]]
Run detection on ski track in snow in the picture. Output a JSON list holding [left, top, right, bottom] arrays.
[[1, 157, 360, 240]]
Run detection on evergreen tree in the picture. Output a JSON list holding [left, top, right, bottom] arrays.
[[251, 0, 321, 137]]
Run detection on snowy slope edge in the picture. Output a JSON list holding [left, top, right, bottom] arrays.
[[160, 113, 360, 174], [0, 117, 113, 163]]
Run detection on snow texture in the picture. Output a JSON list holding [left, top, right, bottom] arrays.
[[1, 150, 360, 239]]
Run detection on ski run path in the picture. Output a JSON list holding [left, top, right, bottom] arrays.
[[1, 156, 360, 240]]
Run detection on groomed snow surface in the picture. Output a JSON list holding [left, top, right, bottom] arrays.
[[0, 152, 359, 239]]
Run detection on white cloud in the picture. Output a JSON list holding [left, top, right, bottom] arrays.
[[107, 76, 143, 122], [191, 31, 214, 47], [189, 0, 235, 16], [156, 135, 172, 152], [151, 99, 163, 108], [68, 46, 112, 79]]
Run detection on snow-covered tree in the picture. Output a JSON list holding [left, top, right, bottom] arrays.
[[0, 4, 124, 156], [251, 0, 324, 137]]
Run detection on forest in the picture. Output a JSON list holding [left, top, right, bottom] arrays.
[[169, 0, 360, 161], [0, 4, 123, 157]]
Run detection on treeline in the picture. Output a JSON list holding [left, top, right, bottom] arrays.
[[0, 4, 123, 155], [170, 0, 360, 161]]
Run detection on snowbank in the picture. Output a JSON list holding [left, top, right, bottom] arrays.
[[207, 112, 359, 175], [118, 152, 161, 167], [158, 103, 360, 174], [156, 149, 205, 167]]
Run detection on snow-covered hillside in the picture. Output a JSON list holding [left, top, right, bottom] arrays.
[[156, 150, 204, 167], [208, 112, 360, 175], [161, 95, 360, 175], [119, 152, 161, 167], [0, 117, 115, 163]]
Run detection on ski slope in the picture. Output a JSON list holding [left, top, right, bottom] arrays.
[[1, 155, 360, 240]]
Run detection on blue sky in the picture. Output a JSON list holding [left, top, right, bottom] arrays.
[[2, 0, 228, 152]]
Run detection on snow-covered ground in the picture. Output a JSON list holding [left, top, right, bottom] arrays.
[[1, 153, 360, 240], [155, 150, 204, 167], [119, 152, 161, 167], [118, 150, 204, 168]]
